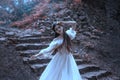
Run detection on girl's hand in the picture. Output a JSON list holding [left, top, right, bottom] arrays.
[[72, 22, 77, 30], [30, 55, 37, 59], [30, 53, 43, 59]]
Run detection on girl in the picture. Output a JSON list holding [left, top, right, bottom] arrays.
[[31, 21, 83, 80]]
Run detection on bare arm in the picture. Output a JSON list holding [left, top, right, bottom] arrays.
[[56, 21, 77, 30], [71, 22, 77, 30]]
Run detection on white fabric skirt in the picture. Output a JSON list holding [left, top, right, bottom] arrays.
[[39, 52, 83, 80]]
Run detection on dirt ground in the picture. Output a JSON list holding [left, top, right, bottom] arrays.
[[0, 43, 38, 80]]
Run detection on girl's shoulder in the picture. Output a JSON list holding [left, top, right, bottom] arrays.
[[53, 36, 63, 40], [52, 37, 59, 43], [53, 37, 59, 40], [52, 37, 63, 44]]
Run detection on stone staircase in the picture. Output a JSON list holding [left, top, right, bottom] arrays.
[[0, 1, 119, 79], [14, 33, 113, 80]]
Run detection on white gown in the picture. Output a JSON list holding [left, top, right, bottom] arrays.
[[38, 28, 83, 80]]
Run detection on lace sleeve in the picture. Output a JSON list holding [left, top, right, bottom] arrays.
[[35, 39, 59, 57]]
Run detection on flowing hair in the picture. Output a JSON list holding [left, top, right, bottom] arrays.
[[52, 22, 72, 53]]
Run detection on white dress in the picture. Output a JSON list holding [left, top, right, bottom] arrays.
[[38, 28, 83, 80]]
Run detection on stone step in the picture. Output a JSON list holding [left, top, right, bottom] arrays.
[[0, 37, 7, 43], [75, 59, 90, 65], [16, 36, 53, 43], [18, 32, 42, 38], [23, 57, 89, 65], [30, 63, 100, 75], [18, 50, 81, 58], [82, 78, 88, 80], [18, 50, 40, 56], [0, 30, 5, 33], [30, 63, 48, 74], [81, 70, 111, 80], [79, 16, 87, 21], [16, 36, 77, 44], [23, 57, 52, 64], [16, 43, 49, 51], [80, 21, 88, 25], [78, 64, 100, 74], [73, 53, 81, 59], [98, 75, 119, 80]]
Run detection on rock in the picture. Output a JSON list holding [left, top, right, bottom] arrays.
[[0, 21, 6, 25], [23, 57, 52, 64], [18, 34, 33, 38], [0, 37, 6, 43], [32, 31, 42, 36], [92, 29, 104, 36], [78, 64, 100, 74], [79, 10, 86, 16], [83, 32, 92, 37], [76, 34, 88, 41], [63, 16, 73, 21], [24, 29, 33, 34], [82, 24, 89, 29], [5, 32, 15, 37], [46, 27, 51, 30], [73, 14, 78, 19], [83, 42, 95, 50], [16, 36, 52, 43], [90, 35, 100, 39], [15, 43, 49, 51], [65, 9, 73, 15], [79, 16, 87, 21], [82, 70, 111, 79]]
